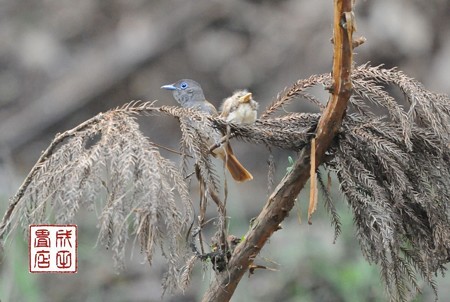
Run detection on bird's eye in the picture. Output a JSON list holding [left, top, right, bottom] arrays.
[[180, 82, 188, 89]]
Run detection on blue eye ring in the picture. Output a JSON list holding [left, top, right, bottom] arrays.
[[180, 82, 188, 90]]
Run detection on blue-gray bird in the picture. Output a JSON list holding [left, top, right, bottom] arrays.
[[161, 79, 253, 182]]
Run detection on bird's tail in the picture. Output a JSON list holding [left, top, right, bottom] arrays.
[[224, 145, 253, 182]]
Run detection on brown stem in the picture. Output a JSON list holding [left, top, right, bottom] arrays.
[[201, 0, 355, 301]]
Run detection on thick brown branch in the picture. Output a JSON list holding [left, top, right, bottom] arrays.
[[201, 0, 354, 301]]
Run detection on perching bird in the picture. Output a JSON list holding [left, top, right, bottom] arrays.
[[161, 79, 253, 182], [220, 90, 258, 124]]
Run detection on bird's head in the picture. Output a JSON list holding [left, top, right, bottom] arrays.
[[161, 79, 205, 107]]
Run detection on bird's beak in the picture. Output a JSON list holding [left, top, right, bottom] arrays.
[[240, 92, 253, 103], [161, 84, 177, 91]]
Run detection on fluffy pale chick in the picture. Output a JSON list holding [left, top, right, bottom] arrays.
[[220, 90, 258, 124], [161, 79, 253, 182]]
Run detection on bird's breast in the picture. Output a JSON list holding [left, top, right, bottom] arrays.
[[227, 103, 257, 124]]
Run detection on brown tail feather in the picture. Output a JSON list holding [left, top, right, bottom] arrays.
[[213, 144, 253, 182], [225, 152, 253, 182]]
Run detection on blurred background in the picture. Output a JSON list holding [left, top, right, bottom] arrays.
[[0, 0, 449, 301]]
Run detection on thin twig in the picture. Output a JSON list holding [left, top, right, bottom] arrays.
[[151, 142, 193, 158], [209, 133, 237, 154]]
